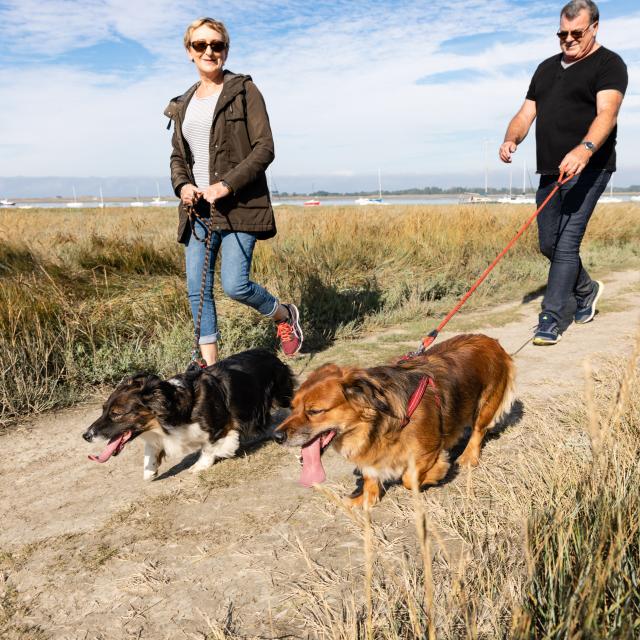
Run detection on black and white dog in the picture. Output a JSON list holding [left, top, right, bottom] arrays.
[[82, 349, 294, 480]]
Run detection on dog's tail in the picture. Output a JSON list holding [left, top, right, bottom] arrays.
[[487, 357, 516, 431]]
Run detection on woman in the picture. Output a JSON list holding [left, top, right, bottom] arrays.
[[164, 17, 302, 365]]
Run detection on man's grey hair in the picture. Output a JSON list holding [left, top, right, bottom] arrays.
[[561, 0, 599, 23]]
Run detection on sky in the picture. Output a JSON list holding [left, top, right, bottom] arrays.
[[0, 0, 639, 194]]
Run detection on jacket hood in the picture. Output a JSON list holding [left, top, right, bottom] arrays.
[[163, 71, 252, 121]]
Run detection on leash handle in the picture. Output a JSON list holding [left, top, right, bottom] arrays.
[[409, 170, 573, 357]]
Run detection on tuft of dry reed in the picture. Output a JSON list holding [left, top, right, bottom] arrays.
[[279, 329, 640, 639]]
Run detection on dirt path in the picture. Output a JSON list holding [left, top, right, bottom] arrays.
[[1, 269, 639, 639]]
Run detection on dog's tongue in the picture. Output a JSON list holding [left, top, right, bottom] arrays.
[[299, 431, 335, 487], [299, 438, 326, 487], [88, 431, 131, 463]]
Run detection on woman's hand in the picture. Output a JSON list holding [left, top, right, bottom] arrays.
[[180, 184, 201, 205], [201, 181, 232, 204]]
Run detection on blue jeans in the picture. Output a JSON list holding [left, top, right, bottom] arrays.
[[184, 221, 279, 344], [536, 170, 611, 323]]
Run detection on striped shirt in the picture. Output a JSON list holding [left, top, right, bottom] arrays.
[[182, 90, 221, 188]]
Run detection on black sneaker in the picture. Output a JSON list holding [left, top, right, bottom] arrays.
[[575, 280, 604, 324], [533, 313, 561, 345]]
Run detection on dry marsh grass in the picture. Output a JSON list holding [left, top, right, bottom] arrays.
[[1, 203, 639, 427], [272, 335, 640, 640]]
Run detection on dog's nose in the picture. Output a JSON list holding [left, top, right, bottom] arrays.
[[82, 430, 94, 443], [272, 429, 287, 444]]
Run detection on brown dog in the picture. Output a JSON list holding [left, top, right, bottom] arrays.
[[273, 334, 515, 507]]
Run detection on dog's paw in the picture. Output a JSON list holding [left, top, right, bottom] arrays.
[[456, 452, 480, 468], [190, 460, 213, 474], [344, 492, 379, 509]]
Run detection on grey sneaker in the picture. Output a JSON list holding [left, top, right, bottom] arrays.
[[575, 280, 604, 324], [533, 313, 561, 346]]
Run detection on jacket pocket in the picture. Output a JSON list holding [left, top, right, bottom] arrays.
[[235, 173, 270, 208], [225, 94, 246, 121]]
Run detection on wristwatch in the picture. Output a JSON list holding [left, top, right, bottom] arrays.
[[220, 179, 233, 194], [582, 141, 596, 153]]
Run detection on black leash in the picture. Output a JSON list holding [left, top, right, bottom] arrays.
[[184, 201, 215, 368]]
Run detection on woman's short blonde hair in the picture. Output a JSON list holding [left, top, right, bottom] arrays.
[[183, 17, 230, 50]]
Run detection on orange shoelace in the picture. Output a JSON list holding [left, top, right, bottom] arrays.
[[276, 321, 294, 343]]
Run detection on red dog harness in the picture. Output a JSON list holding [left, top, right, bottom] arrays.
[[400, 375, 440, 428]]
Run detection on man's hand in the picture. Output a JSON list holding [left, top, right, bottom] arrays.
[[559, 145, 592, 176], [201, 182, 232, 204], [499, 141, 517, 163], [180, 184, 201, 205]]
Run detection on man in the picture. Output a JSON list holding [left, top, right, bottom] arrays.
[[499, 0, 627, 345]]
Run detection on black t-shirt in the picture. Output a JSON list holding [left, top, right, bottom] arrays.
[[526, 46, 627, 174]]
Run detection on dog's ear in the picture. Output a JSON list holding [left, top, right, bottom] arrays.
[[312, 363, 343, 378], [114, 372, 157, 393], [138, 376, 170, 413], [341, 373, 390, 416], [302, 363, 343, 388]]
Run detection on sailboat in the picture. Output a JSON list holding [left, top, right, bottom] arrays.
[[0, 197, 16, 206], [66, 186, 84, 208], [97, 186, 106, 208], [152, 182, 168, 205], [497, 161, 535, 204], [130, 188, 145, 207], [268, 170, 284, 207], [355, 169, 386, 205], [599, 179, 623, 203], [460, 141, 500, 203]]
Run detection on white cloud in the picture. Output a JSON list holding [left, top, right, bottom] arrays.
[[0, 0, 638, 186]]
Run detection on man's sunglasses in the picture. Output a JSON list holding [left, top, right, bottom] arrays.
[[556, 23, 595, 41], [190, 40, 227, 53]]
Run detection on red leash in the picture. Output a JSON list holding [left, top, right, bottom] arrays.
[[407, 171, 574, 356]]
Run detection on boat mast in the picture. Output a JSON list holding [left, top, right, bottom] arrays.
[[483, 140, 489, 194], [509, 164, 513, 198]]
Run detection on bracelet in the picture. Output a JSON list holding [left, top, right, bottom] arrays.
[[220, 180, 233, 194]]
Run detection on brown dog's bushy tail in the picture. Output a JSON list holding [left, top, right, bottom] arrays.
[[487, 354, 516, 431]]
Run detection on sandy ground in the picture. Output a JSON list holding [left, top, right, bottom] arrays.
[[1, 269, 639, 639]]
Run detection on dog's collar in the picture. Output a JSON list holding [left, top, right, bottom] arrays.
[[400, 376, 439, 428]]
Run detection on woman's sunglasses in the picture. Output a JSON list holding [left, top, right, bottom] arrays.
[[556, 23, 595, 41], [190, 40, 227, 54]]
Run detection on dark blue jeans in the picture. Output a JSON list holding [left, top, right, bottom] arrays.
[[535, 170, 611, 323]]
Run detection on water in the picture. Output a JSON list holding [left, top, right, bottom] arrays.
[[0, 201, 178, 210], [2, 194, 638, 210]]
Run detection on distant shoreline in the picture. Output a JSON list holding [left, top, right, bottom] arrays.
[[7, 191, 640, 205]]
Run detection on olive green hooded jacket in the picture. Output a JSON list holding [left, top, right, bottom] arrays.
[[165, 71, 275, 243]]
